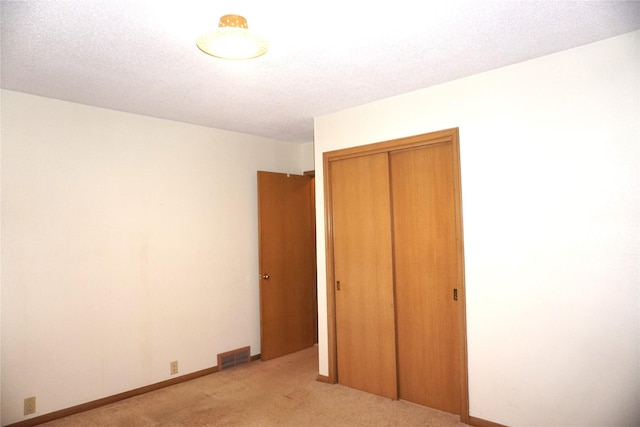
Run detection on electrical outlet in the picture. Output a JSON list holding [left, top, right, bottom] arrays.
[[24, 396, 36, 415], [170, 360, 178, 375]]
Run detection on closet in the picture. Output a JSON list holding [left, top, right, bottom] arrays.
[[323, 128, 468, 418]]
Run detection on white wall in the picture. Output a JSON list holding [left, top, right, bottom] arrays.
[[314, 31, 640, 427], [0, 88, 3, 422], [301, 141, 314, 172], [0, 90, 307, 425]]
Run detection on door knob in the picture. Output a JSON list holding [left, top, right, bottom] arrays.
[[260, 273, 270, 280]]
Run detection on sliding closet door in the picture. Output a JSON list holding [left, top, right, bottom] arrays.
[[390, 143, 462, 414], [330, 152, 397, 399]]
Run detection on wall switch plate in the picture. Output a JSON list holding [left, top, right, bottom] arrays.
[[24, 396, 36, 415], [170, 361, 178, 375]]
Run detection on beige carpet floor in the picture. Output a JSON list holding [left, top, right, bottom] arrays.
[[41, 346, 470, 426]]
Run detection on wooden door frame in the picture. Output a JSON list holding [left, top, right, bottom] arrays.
[[322, 128, 469, 422]]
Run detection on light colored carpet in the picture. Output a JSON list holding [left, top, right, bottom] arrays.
[[41, 346, 470, 426]]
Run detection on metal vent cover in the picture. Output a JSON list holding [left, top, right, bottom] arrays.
[[217, 346, 251, 370]]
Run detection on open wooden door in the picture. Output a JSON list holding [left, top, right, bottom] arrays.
[[258, 171, 316, 360]]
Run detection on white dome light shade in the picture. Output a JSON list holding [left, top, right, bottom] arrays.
[[196, 15, 268, 60]]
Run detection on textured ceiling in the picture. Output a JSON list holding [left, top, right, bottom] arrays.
[[2, 1, 639, 143]]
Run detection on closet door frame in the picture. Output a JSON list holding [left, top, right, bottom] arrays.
[[322, 127, 469, 422]]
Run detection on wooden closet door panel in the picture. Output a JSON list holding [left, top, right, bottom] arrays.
[[390, 143, 461, 413], [330, 153, 397, 399]]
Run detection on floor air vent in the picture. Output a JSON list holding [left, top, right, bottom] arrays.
[[217, 346, 251, 370]]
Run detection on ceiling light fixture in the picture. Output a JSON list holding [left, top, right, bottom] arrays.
[[196, 14, 268, 60]]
